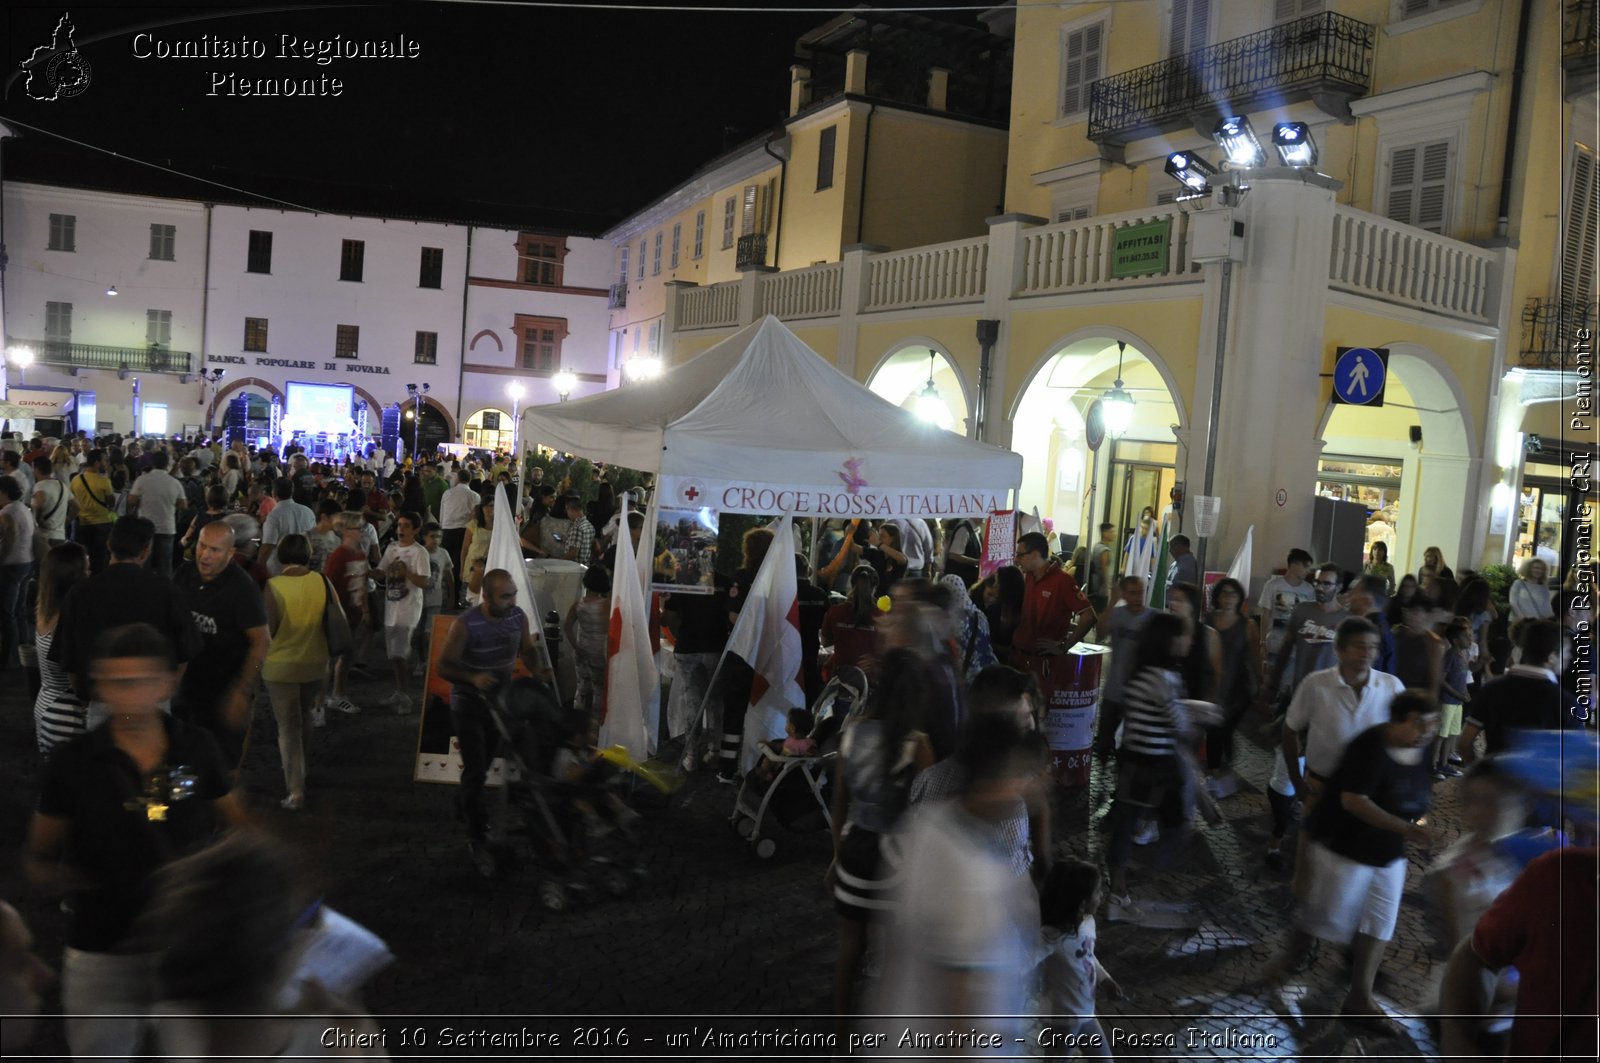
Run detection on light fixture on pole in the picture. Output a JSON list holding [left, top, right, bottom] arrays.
[[1213, 115, 1265, 168], [552, 369, 577, 402], [1164, 151, 1218, 196], [105, 285, 118, 297], [1102, 341, 1136, 436], [1271, 122, 1318, 168], [507, 380, 525, 508], [404, 382, 430, 463], [623, 356, 661, 383], [200, 367, 226, 430], [913, 350, 950, 428]]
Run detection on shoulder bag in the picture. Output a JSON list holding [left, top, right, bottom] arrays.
[[320, 574, 355, 658]]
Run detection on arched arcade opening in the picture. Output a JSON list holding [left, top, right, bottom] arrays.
[[865, 342, 970, 435]]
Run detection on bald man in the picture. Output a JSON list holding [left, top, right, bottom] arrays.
[[437, 569, 546, 874], [172, 521, 270, 766]]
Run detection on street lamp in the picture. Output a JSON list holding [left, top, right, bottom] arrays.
[[405, 382, 430, 464], [200, 367, 226, 432], [8, 345, 35, 386], [912, 350, 951, 429], [552, 369, 577, 402], [623, 357, 661, 383], [507, 380, 525, 510], [1102, 341, 1136, 436]]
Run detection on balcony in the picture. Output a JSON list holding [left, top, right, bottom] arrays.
[[19, 340, 195, 376], [1519, 297, 1594, 370], [1088, 11, 1375, 148], [735, 232, 770, 271], [1566, 0, 1597, 97], [608, 283, 627, 309]]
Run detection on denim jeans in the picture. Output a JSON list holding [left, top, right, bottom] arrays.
[[149, 533, 175, 579], [0, 561, 31, 669]]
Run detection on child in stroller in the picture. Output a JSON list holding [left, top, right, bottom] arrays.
[[486, 679, 646, 908], [753, 708, 818, 784]]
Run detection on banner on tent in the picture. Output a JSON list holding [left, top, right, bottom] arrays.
[[661, 475, 1007, 519], [652, 506, 719, 595], [980, 509, 1017, 579]]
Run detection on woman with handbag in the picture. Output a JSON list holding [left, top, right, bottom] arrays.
[[261, 533, 346, 810], [33, 542, 90, 752]]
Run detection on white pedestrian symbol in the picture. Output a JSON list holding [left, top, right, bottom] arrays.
[[1347, 354, 1371, 397]]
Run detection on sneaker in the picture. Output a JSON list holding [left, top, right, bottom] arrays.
[[386, 692, 413, 716], [1447, 753, 1464, 766], [329, 695, 362, 715], [1106, 893, 1145, 922], [311, 703, 327, 729], [714, 771, 740, 786], [1432, 770, 1447, 782], [1440, 765, 1463, 778], [1132, 821, 1159, 846]]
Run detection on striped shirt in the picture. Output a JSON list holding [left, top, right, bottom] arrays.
[[1120, 667, 1182, 757]]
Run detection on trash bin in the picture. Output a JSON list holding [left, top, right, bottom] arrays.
[[1041, 643, 1107, 787]]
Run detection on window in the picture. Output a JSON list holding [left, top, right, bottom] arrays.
[[636, 239, 646, 280], [419, 246, 443, 288], [619, 245, 630, 283], [670, 223, 681, 269], [693, 211, 706, 258], [1562, 145, 1598, 307], [1385, 140, 1451, 233], [1055, 205, 1092, 223], [648, 320, 660, 353], [1060, 22, 1104, 118], [340, 239, 365, 282], [1399, 0, 1470, 17], [817, 126, 837, 190], [335, 324, 359, 359], [45, 301, 72, 342], [514, 315, 566, 373], [149, 223, 176, 261], [723, 197, 737, 248], [652, 232, 663, 275], [146, 309, 172, 348], [1273, 0, 1324, 21], [740, 182, 773, 236], [47, 213, 75, 252], [414, 331, 438, 364], [243, 317, 269, 352], [517, 234, 565, 287], [1167, 0, 1210, 57], [247, 230, 273, 273]]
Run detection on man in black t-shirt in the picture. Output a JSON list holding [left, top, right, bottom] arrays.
[[49, 517, 202, 711], [663, 574, 730, 762], [26, 623, 241, 1059], [172, 521, 270, 767], [1264, 691, 1439, 1030], [1459, 620, 1578, 763]]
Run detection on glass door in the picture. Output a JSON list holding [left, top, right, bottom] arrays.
[[1105, 440, 1177, 577]]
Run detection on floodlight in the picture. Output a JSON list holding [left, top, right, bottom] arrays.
[[1271, 122, 1318, 168], [1213, 116, 1266, 168], [1164, 151, 1219, 194]]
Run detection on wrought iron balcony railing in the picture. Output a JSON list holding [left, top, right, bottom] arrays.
[[21, 339, 195, 376], [608, 283, 627, 309], [1519, 297, 1595, 370], [1088, 11, 1375, 146], [735, 232, 769, 271], [1566, 0, 1597, 93]]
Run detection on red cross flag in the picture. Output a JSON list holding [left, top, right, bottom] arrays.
[[601, 496, 660, 762], [723, 514, 805, 771]]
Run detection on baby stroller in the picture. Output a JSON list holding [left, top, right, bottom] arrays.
[[730, 667, 867, 859], [487, 678, 647, 910]]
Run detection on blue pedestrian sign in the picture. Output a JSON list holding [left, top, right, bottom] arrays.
[[1332, 346, 1389, 406]]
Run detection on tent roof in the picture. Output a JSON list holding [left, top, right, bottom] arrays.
[[520, 316, 1023, 495]]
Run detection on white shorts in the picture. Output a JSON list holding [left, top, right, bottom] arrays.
[[1298, 841, 1407, 944], [384, 623, 417, 659]]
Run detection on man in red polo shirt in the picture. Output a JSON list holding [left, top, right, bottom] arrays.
[[1009, 530, 1096, 682]]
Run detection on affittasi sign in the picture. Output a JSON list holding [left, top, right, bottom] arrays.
[[1111, 219, 1171, 279]]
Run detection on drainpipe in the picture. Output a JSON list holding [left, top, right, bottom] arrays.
[[1195, 258, 1232, 578], [199, 203, 211, 397], [454, 225, 473, 434], [854, 104, 876, 246], [1495, 0, 1533, 239], [762, 136, 787, 269]]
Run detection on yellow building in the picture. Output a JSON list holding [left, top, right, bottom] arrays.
[[662, 0, 1597, 585], [606, 8, 1012, 380]]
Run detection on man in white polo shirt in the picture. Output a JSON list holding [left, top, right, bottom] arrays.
[[1280, 615, 1404, 898], [438, 470, 478, 609], [888, 518, 935, 579]]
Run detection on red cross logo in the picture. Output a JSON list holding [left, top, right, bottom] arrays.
[[684, 486, 700, 501]]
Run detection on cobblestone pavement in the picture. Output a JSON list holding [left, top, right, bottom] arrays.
[[1, 636, 1465, 1060]]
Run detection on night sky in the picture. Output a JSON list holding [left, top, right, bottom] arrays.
[[1, 1, 996, 231]]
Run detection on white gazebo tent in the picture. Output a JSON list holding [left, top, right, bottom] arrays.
[[519, 315, 1023, 517]]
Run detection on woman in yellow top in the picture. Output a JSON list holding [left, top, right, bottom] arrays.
[[262, 533, 331, 810], [459, 500, 494, 605]]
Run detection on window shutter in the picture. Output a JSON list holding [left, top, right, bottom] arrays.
[[1403, 0, 1436, 15], [1170, 0, 1209, 56], [1563, 146, 1599, 306], [1415, 141, 1450, 232], [1386, 145, 1418, 225], [1155, 191, 1177, 206], [1275, 0, 1322, 20], [817, 126, 836, 190], [741, 183, 759, 236], [1062, 24, 1103, 116], [1055, 206, 1091, 223]]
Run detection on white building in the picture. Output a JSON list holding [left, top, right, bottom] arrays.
[[1, 178, 614, 453]]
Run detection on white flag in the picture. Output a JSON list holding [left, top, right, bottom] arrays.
[[601, 497, 660, 761], [487, 485, 544, 638], [1226, 524, 1255, 594], [724, 514, 805, 772]]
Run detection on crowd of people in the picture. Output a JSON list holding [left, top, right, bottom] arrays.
[[1, 426, 1594, 1059]]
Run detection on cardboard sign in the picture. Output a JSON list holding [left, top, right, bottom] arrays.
[[979, 509, 1017, 579], [413, 614, 534, 785]]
